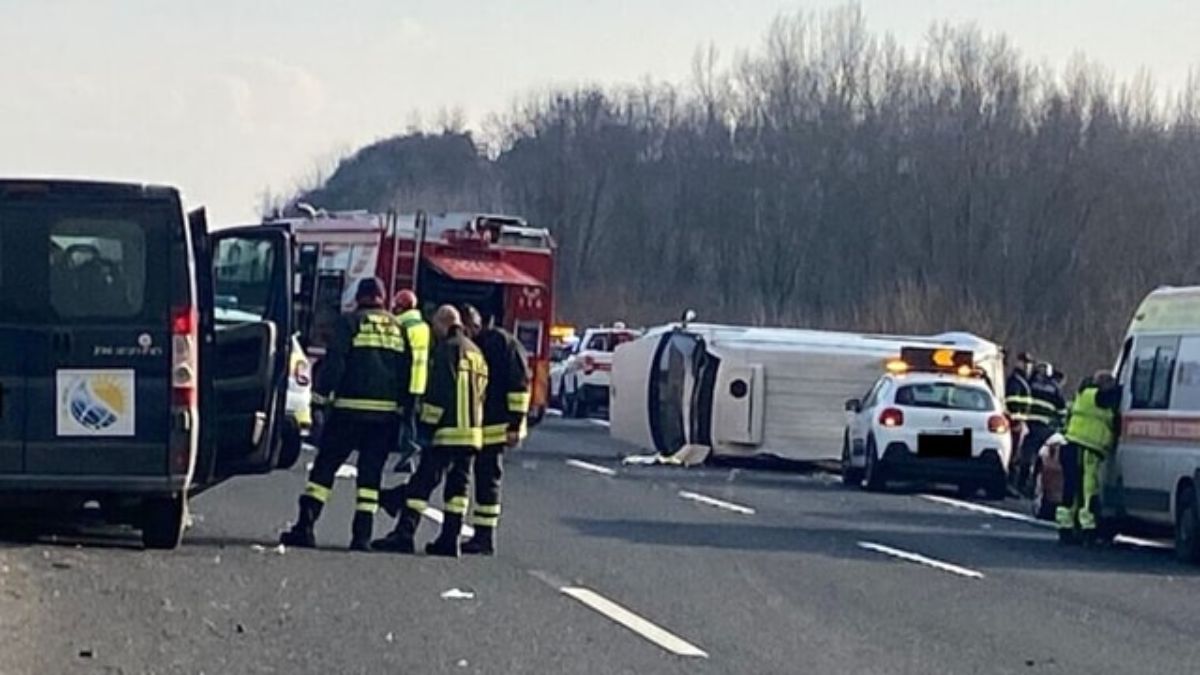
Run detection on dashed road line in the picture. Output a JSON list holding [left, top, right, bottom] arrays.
[[678, 490, 756, 515], [559, 586, 709, 658], [421, 506, 476, 539], [566, 459, 618, 477], [857, 541, 985, 579], [589, 418, 611, 428]]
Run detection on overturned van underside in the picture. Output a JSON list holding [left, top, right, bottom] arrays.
[[609, 323, 1004, 464]]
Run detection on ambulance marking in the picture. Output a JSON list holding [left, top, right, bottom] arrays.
[[678, 490, 756, 515], [857, 541, 984, 579]]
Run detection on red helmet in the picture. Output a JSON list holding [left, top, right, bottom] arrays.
[[394, 289, 418, 311]]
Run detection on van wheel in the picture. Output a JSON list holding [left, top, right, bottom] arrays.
[[1175, 486, 1200, 564], [863, 438, 888, 492], [142, 497, 186, 550], [841, 435, 863, 487]]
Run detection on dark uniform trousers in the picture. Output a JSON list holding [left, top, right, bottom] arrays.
[[301, 411, 399, 540], [401, 446, 475, 522], [471, 444, 505, 528]]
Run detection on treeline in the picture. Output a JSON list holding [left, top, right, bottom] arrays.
[[291, 5, 1200, 381]]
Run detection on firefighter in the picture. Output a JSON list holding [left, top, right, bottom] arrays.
[[279, 278, 412, 551], [1015, 362, 1069, 497], [392, 289, 430, 473], [373, 305, 487, 557], [1005, 351, 1036, 492], [1056, 372, 1121, 546], [458, 305, 530, 556]]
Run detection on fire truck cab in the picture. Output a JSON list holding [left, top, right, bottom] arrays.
[[264, 210, 556, 424]]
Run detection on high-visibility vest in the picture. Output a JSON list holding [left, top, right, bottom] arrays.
[[1064, 387, 1117, 455]]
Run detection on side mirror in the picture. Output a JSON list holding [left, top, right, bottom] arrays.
[[845, 399, 861, 413]]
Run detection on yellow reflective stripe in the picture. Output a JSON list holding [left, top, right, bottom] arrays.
[[333, 398, 399, 412], [483, 424, 509, 445], [507, 391, 531, 414], [351, 334, 406, 351], [474, 503, 501, 516], [433, 427, 483, 448], [355, 503, 379, 513], [420, 403, 444, 424], [405, 498, 428, 512], [356, 488, 379, 502], [311, 392, 331, 406], [470, 515, 499, 527], [457, 360, 470, 433], [304, 482, 331, 503], [445, 496, 469, 515]]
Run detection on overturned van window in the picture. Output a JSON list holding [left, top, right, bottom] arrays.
[[50, 219, 146, 318]]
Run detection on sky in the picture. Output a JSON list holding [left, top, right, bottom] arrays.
[[1, 0, 1197, 223]]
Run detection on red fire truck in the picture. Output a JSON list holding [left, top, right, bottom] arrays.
[[264, 209, 556, 424]]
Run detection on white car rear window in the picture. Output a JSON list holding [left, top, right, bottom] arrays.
[[895, 383, 994, 412]]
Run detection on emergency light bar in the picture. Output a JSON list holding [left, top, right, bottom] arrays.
[[886, 347, 976, 376]]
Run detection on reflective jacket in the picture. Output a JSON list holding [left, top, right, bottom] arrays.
[[477, 326, 532, 446], [396, 308, 430, 397], [1005, 370, 1033, 422], [1028, 374, 1067, 427], [314, 307, 410, 415], [1064, 386, 1119, 456], [420, 328, 488, 449]]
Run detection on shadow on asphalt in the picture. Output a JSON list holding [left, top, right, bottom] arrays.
[[560, 516, 1195, 576]]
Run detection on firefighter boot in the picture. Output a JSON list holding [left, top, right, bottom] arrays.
[[461, 526, 495, 556], [350, 511, 374, 552], [371, 509, 419, 554], [279, 496, 323, 548], [425, 513, 463, 558]]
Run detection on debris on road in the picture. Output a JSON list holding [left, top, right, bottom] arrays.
[[621, 444, 709, 467], [440, 588, 476, 600], [386, 632, 395, 643], [251, 544, 287, 555]]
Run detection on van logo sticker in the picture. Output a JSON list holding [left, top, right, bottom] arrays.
[[137, 333, 153, 349], [56, 369, 136, 437]]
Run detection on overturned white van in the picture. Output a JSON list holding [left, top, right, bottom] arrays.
[[609, 321, 1004, 464]]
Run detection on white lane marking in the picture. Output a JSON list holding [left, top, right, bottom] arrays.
[[566, 459, 618, 477], [919, 494, 1050, 528], [677, 490, 756, 515], [920, 494, 1173, 550], [547, 408, 563, 417], [589, 418, 611, 428], [420, 506, 476, 539], [857, 541, 985, 579], [559, 586, 709, 658]]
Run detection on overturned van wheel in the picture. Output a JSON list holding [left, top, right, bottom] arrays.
[[142, 497, 185, 550]]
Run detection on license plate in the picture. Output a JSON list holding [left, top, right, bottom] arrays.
[[918, 431, 972, 459]]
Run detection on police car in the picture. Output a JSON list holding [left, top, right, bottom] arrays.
[[842, 348, 1011, 499]]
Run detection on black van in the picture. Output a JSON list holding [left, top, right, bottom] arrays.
[[0, 179, 295, 549]]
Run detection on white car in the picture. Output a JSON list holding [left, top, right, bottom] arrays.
[[560, 325, 640, 418], [842, 369, 1011, 499], [548, 336, 579, 409]]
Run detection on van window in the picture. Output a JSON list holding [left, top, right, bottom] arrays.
[[0, 193, 171, 324], [1130, 336, 1179, 410], [1171, 337, 1200, 410], [214, 238, 276, 321]]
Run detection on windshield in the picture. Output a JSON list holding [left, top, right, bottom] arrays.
[[895, 382, 995, 412]]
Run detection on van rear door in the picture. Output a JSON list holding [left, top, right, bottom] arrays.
[[191, 224, 294, 489], [0, 183, 178, 479]]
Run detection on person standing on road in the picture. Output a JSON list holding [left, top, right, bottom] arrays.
[[392, 289, 430, 473], [373, 305, 488, 557], [1005, 352, 1036, 492], [1016, 362, 1069, 497], [457, 305, 531, 556], [279, 278, 413, 551], [1056, 372, 1121, 546]]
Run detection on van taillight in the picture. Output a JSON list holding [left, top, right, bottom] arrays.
[[172, 306, 198, 407]]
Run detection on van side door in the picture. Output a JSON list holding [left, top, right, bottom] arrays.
[[192, 225, 294, 489]]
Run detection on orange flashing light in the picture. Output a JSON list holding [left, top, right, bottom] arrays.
[[885, 359, 909, 374]]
